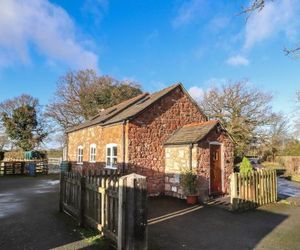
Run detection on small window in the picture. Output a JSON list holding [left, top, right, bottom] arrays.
[[77, 146, 83, 164], [106, 144, 118, 169], [89, 144, 96, 163]]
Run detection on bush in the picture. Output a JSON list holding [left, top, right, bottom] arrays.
[[239, 157, 253, 175], [180, 169, 198, 195]]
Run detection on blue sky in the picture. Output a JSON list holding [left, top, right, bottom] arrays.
[[0, 0, 299, 116]]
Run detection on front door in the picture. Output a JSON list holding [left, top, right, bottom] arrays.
[[210, 144, 222, 194]]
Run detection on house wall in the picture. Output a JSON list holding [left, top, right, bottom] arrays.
[[127, 87, 207, 195], [163, 127, 234, 201], [197, 127, 234, 200], [164, 145, 197, 198], [67, 123, 126, 173]]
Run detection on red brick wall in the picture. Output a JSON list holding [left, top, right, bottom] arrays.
[[127, 87, 207, 195]]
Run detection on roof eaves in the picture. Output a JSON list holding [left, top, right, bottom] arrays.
[[193, 122, 218, 143]]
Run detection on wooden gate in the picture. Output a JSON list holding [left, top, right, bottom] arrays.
[[60, 171, 148, 250], [230, 169, 277, 211]]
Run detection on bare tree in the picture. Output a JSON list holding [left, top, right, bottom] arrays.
[[46, 69, 142, 130], [265, 114, 289, 161], [199, 81, 274, 157], [0, 133, 9, 151]]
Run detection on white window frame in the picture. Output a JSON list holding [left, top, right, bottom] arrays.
[[105, 143, 118, 169], [89, 144, 97, 163], [77, 145, 83, 164]]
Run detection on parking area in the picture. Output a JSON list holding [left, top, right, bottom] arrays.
[[148, 196, 300, 250], [0, 175, 102, 250], [1, 175, 300, 250]]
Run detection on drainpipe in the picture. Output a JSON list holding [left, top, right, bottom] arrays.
[[189, 144, 193, 170], [64, 133, 68, 162], [122, 120, 127, 174]]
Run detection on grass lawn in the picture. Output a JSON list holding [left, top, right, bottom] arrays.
[[261, 161, 285, 170], [291, 175, 300, 183]]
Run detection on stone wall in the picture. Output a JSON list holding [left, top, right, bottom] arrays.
[[127, 86, 207, 195], [165, 145, 197, 198], [67, 123, 127, 173], [164, 126, 234, 201]]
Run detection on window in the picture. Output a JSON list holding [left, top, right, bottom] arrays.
[[89, 144, 96, 163], [77, 146, 83, 164], [106, 144, 117, 169]]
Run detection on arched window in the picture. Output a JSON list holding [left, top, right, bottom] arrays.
[[106, 144, 118, 169], [77, 145, 83, 164], [89, 144, 97, 163]]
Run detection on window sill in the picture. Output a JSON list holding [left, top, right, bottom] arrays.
[[76, 162, 83, 165], [89, 161, 96, 163], [105, 166, 117, 170]]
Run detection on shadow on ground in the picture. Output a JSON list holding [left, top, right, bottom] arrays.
[[0, 175, 111, 250], [148, 196, 300, 250]]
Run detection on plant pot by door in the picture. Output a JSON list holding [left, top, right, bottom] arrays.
[[186, 195, 198, 205]]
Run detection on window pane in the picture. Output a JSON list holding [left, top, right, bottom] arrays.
[[113, 146, 117, 157], [112, 157, 117, 165], [107, 147, 111, 157], [107, 157, 111, 166]]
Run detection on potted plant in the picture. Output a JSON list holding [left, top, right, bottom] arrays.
[[180, 169, 198, 205]]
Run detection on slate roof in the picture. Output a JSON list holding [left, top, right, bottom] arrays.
[[164, 120, 220, 145], [66, 83, 204, 133]]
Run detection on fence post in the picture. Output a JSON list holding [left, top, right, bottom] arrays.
[[230, 173, 237, 204], [59, 172, 64, 212], [118, 173, 148, 250], [79, 175, 86, 227]]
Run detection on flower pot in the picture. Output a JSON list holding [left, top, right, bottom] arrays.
[[186, 195, 198, 205]]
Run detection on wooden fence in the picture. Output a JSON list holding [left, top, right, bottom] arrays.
[[60, 171, 148, 250], [48, 157, 62, 173], [0, 160, 48, 176], [230, 169, 277, 211]]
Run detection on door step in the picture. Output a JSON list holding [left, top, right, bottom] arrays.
[[206, 195, 232, 210]]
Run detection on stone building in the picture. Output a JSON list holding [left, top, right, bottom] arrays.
[[66, 83, 234, 199]]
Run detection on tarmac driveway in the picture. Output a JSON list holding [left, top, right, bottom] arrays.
[[148, 196, 300, 250], [0, 175, 101, 250], [278, 177, 300, 198]]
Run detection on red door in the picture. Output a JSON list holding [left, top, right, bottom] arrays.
[[210, 145, 222, 194]]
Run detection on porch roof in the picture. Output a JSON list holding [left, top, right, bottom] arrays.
[[164, 120, 219, 145]]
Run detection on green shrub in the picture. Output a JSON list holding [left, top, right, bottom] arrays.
[[180, 169, 198, 195], [239, 157, 253, 175]]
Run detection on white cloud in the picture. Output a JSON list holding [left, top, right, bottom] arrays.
[[226, 55, 249, 66], [0, 0, 98, 70], [244, 0, 300, 49], [188, 86, 204, 101], [172, 0, 206, 28]]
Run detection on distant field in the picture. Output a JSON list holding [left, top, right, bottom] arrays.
[[291, 175, 300, 183], [261, 161, 285, 170]]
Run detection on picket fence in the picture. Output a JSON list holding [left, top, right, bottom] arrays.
[[59, 171, 148, 250], [230, 169, 277, 211]]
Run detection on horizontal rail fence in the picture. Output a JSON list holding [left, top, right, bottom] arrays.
[[60, 170, 122, 243], [230, 169, 277, 211], [0, 160, 48, 176]]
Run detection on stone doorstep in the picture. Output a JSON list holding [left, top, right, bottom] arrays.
[[205, 195, 232, 210]]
